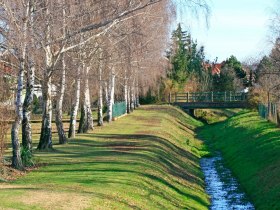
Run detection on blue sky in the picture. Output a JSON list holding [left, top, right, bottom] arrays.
[[177, 0, 275, 62]]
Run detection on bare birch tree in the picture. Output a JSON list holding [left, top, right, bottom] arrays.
[[0, 0, 210, 165]]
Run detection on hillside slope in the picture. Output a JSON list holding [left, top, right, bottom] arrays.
[[0, 105, 209, 210], [199, 111, 280, 210]]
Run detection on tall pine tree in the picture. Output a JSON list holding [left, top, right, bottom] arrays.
[[166, 24, 206, 90]]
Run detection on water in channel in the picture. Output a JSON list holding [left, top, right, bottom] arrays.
[[200, 155, 255, 210]]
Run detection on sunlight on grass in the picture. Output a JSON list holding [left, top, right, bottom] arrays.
[[0, 105, 209, 209], [199, 111, 280, 210]]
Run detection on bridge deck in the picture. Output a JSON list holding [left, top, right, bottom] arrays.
[[172, 92, 249, 109], [174, 101, 248, 109]]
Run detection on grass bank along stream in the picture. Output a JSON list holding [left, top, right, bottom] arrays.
[[0, 105, 209, 209], [199, 111, 280, 210]]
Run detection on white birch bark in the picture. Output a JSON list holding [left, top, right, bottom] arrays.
[[38, 4, 53, 150], [55, 1, 67, 144], [11, 2, 30, 168], [68, 66, 81, 138], [22, 58, 35, 151], [98, 84, 103, 126], [38, 54, 53, 150], [124, 69, 128, 114], [97, 51, 104, 126], [104, 81, 109, 105], [55, 53, 67, 144], [130, 86, 135, 112], [11, 59, 24, 169], [84, 67, 94, 130], [107, 67, 115, 122], [135, 76, 140, 107], [22, 0, 35, 151], [78, 66, 94, 133], [133, 78, 137, 109]]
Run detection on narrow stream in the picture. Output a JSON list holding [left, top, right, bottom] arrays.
[[200, 154, 255, 210]]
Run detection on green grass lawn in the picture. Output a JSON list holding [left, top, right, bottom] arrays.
[[199, 110, 280, 210], [0, 105, 210, 210]]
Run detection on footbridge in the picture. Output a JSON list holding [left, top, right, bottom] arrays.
[[171, 91, 249, 110]]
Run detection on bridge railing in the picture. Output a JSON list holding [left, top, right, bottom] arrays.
[[172, 91, 248, 103]]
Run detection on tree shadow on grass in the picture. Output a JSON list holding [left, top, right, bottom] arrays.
[[29, 133, 209, 209]]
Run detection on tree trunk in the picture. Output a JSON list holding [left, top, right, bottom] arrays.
[[107, 69, 115, 122], [22, 1, 35, 151], [104, 82, 109, 106], [55, 54, 67, 144], [98, 82, 103, 126], [124, 83, 128, 113], [11, 2, 30, 168], [11, 60, 24, 170], [84, 73, 94, 131], [129, 86, 134, 112], [38, 75, 53, 150], [78, 67, 94, 133], [38, 5, 53, 150], [78, 101, 85, 133], [127, 86, 131, 114], [22, 60, 35, 151], [135, 77, 140, 107], [97, 58, 104, 126], [68, 66, 81, 138], [55, 0, 67, 144], [131, 82, 135, 111], [124, 70, 128, 114]]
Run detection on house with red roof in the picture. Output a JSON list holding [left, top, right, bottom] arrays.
[[203, 61, 225, 75]]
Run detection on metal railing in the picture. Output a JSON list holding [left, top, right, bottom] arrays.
[[172, 91, 248, 103], [258, 103, 278, 124]]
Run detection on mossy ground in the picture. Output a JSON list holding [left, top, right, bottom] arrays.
[[0, 105, 209, 210]]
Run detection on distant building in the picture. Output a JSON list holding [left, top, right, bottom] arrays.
[[0, 60, 56, 107], [203, 62, 225, 75]]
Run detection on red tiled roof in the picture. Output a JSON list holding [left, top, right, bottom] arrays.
[[212, 63, 222, 75], [203, 62, 224, 75]]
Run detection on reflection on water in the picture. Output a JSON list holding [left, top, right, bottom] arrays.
[[200, 155, 255, 210]]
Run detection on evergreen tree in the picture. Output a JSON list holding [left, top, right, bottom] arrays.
[[167, 23, 190, 85], [166, 24, 206, 90], [225, 55, 246, 79]]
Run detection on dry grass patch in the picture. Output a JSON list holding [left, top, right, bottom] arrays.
[[19, 191, 91, 210]]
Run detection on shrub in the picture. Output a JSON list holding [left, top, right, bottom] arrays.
[[139, 88, 157, 104], [248, 89, 267, 109], [21, 147, 34, 167]]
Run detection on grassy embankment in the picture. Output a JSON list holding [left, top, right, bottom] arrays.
[[199, 110, 280, 210], [0, 105, 209, 209]]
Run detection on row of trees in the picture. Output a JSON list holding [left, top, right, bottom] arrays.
[[0, 0, 210, 170]]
